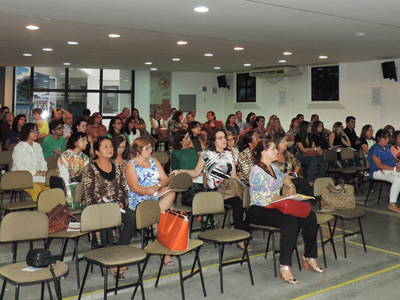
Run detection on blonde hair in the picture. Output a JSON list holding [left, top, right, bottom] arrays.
[[132, 137, 152, 156]]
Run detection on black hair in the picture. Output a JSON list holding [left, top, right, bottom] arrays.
[[239, 130, 256, 152], [225, 114, 235, 125], [108, 117, 123, 137], [311, 120, 323, 136], [360, 124, 372, 139], [82, 108, 91, 116], [1, 106, 9, 113], [207, 129, 227, 151], [252, 116, 264, 128], [20, 123, 37, 142], [93, 136, 112, 159], [272, 132, 286, 150], [172, 110, 183, 123], [72, 117, 88, 133], [12, 114, 26, 132], [246, 112, 255, 124], [66, 132, 88, 150], [123, 116, 137, 135], [188, 121, 201, 137], [298, 121, 310, 144], [51, 108, 62, 120], [375, 129, 390, 142], [49, 119, 63, 133], [252, 139, 275, 175], [173, 129, 188, 150], [296, 114, 304, 119], [111, 134, 130, 160], [345, 116, 355, 124]]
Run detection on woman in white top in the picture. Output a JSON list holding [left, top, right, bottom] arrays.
[[11, 123, 48, 201], [124, 116, 141, 148]]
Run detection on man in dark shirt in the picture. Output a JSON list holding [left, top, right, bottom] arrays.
[[344, 116, 360, 150]]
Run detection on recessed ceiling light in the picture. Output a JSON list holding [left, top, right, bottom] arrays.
[[204, 53, 213, 57], [145, 62, 152, 65], [193, 6, 209, 13], [319, 55, 328, 59], [214, 67, 221, 70], [63, 62, 71, 66], [355, 32, 366, 36], [243, 63, 251, 67], [150, 68, 158, 71], [42, 48, 53, 52], [172, 58, 180, 61], [67, 41, 78, 45], [234, 47, 244, 51], [279, 60, 286, 63], [177, 41, 188, 45], [108, 33, 120, 38], [283, 52, 292, 55], [26, 25, 39, 30], [22, 53, 32, 57]]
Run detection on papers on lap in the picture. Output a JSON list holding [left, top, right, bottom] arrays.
[[272, 194, 315, 203]]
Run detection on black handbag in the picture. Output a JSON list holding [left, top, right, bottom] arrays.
[[26, 249, 61, 300]]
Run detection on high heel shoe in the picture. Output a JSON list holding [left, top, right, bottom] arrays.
[[279, 265, 299, 285], [302, 256, 324, 273]]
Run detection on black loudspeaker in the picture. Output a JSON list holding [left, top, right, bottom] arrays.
[[217, 75, 229, 88], [382, 61, 397, 81]]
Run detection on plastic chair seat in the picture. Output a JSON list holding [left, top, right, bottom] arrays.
[[84, 245, 147, 266], [145, 239, 203, 255], [326, 208, 365, 219], [198, 228, 250, 243]]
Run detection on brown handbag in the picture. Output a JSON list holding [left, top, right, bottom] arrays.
[[217, 178, 246, 200], [48, 204, 80, 234], [321, 183, 355, 210]]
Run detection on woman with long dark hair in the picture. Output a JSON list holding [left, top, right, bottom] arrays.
[[111, 134, 130, 170], [8, 114, 26, 144], [249, 139, 322, 284], [124, 115, 141, 148]]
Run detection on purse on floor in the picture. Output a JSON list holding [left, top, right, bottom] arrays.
[[321, 183, 355, 210], [158, 209, 189, 251], [267, 199, 311, 218]]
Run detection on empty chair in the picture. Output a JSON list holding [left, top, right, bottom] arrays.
[[152, 151, 169, 166], [78, 203, 148, 300], [193, 191, 253, 293], [46, 156, 59, 170], [0, 211, 69, 300]]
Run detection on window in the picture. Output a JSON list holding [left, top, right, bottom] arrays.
[[311, 65, 339, 101], [14, 67, 134, 121], [236, 73, 256, 102]]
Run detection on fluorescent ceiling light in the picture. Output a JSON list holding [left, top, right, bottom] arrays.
[[42, 48, 53, 51], [177, 41, 188, 45], [234, 47, 244, 51], [193, 6, 209, 12], [172, 58, 180, 61], [243, 63, 251, 67], [283, 52, 292, 55], [145, 62, 152, 65], [319, 55, 328, 59], [63, 62, 71, 66], [150, 68, 157, 71], [279, 60, 286, 63], [204, 53, 213, 57], [355, 32, 366, 36], [108, 34, 120, 38], [26, 25, 39, 30], [67, 41, 78, 45], [23, 53, 32, 57], [214, 67, 221, 70]]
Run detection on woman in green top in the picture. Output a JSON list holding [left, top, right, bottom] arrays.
[[171, 129, 203, 190]]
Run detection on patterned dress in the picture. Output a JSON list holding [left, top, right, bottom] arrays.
[[127, 157, 160, 210], [201, 149, 234, 189]]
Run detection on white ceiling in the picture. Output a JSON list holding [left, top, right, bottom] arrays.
[[1, 0, 400, 72]]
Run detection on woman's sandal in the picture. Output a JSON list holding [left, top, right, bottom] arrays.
[[164, 258, 175, 266], [110, 268, 125, 281], [237, 242, 253, 252], [279, 265, 298, 285], [302, 256, 324, 273]]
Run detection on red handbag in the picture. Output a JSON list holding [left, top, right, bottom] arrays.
[[267, 199, 311, 218], [158, 210, 189, 251]]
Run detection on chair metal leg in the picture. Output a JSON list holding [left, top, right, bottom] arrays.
[[155, 255, 165, 287], [12, 241, 17, 263], [15, 284, 19, 300], [244, 239, 254, 286], [265, 231, 272, 260], [364, 181, 373, 205], [340, 218, 347, 258], [103, 266, 108, 300], [218, 244, 225, 293], [358, 218, 367, 253], [46, 281, 53, 300], [195, 248, 207, 297], [78, 262, 90, 300], [327, 221, 337, 260], [74, 238, 81, 289], [294, 245, 302, 271], [1, 280, 7, 299], [319, 225, 327, 268], [177, 256, 186, 300], [271, 232, 278, 277]]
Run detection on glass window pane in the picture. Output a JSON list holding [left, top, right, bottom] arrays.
[[103, 69, 132, 91], [34, 68, 66, 89], [31, 91, 64, 121], [102, 92, 130, 116], [15, 67, 31, 115], [71, 68, 100, 90]]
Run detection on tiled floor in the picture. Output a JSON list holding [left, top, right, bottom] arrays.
[[1, 181, 400, 299]]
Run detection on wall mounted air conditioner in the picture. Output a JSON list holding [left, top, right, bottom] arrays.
[[249, 66, 301, 78]]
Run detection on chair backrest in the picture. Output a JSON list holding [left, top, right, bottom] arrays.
[[0, 211, 49, 242], [0, 151, 12, 165], [152, 151, 169, 165], [0, 170, 33, 190], [80, 203, 121, 232], [74, 182, 84, 204], [242, 186, 250, 209], [136, 199, 161, 230], [45, 168, 58, 187], [192, 191, 224, 215], [340, 148, 355, 160], [37, 188, 66, 213], [46, 157, 59, 170], [314, 177, 335, 196], [323, 149, 338, 162], [8, 143, 18, 152], [168, 173, 193, 191]]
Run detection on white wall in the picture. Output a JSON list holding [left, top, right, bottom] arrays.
[[134, 71, 151, 121]]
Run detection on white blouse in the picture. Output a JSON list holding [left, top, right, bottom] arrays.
[[11, 141, 48, 183]]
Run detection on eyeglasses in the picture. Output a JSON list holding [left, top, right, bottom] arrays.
[[55, 126, 63, 130], [143, 145, 153, 151], [95, 116, 102, 119], [115, 122, 122, 125], [30, 129, 39, 133]]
